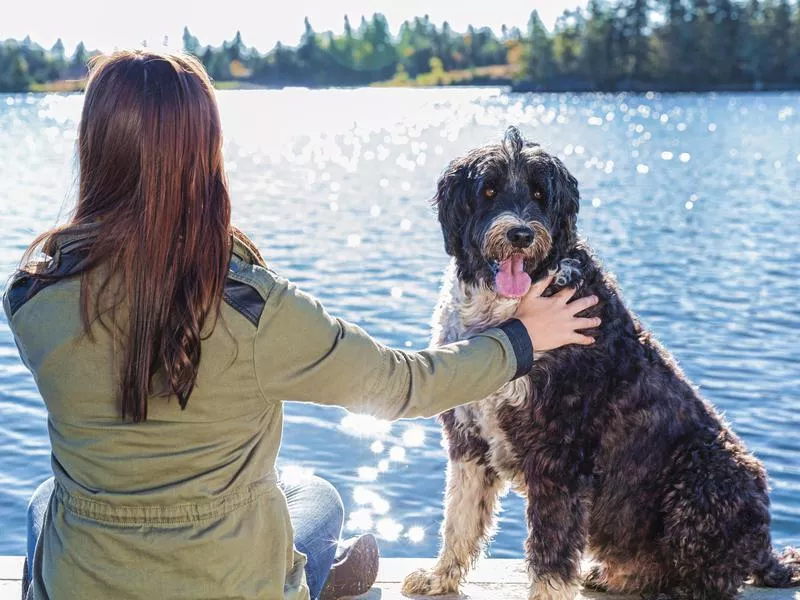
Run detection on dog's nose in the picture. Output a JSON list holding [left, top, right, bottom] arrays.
[[507, 226, 535, 248]]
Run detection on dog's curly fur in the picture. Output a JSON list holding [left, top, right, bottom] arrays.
[[402, 127, 799, 600]]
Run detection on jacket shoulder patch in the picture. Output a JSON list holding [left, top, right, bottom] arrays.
[[5, 251, 87, 318], [5, 272, 34, 318], [223, 279, 266, 327]]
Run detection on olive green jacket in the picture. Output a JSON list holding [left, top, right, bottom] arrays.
[[3, 226, 532, 600]]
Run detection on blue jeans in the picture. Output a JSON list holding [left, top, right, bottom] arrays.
[[26, 475, 344, 600]]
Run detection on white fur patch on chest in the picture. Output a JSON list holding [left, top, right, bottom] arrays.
[[430, 260, 530, 483]]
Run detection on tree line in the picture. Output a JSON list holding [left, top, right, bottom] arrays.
[[2, 0, 800, 93]]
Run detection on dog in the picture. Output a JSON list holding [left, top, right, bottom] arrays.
[[402, 127, 799, 600]]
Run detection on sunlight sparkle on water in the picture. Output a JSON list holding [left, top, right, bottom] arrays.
[[402, 426, 426, 447], [353, 486, 391, 514], [376, 518, 403, 542], [389, 446, 406, 462], [358, 467, 379, 481], [370, 441, 385, 453], [280, 465, 315, 485], [340, 414, 391, 436], [408, 527, 426, 543], [346, 509, 374, 532]]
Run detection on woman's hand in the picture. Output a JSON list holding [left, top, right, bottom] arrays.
[[514, 274, 600, 351]]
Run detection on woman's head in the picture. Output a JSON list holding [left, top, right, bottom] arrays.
[[28, 50, 233, 422], [77, 50, 228, 229]]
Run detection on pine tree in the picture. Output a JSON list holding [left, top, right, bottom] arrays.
[[297, 17, 319, 74], [765, 0, 792, 82], [525, 10, 556, 82], [182, 27, 200, 55], [50, 38, 66, 73], [791, 1, 800, 81], [739, 0, 764, 84], [71, 41, 88, 75], [553, 9, 585, 77], [228, 30, 245, 62], [582, 0, 615, 87]]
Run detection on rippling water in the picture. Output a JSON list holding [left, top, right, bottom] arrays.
[[1, 88, 798, 557]]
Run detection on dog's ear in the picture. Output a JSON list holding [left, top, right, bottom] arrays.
[[549, 155, 580, 258], [433, 158, 474, 257]]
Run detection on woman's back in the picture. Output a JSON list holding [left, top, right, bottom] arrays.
[[7, 231, 308, 599]]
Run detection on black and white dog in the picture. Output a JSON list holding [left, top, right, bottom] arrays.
[[402, 127, 799, 600]]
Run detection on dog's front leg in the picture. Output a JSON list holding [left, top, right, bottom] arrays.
[[402, 457, 504, 596], [525, 476, 588, 600]]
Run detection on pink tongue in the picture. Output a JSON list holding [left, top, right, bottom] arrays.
[[495, 256, 532, 298]]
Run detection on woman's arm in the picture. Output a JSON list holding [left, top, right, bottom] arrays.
[[253, 274, 598, 420]]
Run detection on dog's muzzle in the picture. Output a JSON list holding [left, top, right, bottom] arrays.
[[506, 226, 535, 249], [482, 215, 553, 298]]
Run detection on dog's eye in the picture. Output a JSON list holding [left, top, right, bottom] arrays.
[[532, 189, 544, 201], [483, 185, 498, 200]]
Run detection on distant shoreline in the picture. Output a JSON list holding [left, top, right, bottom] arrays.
[[16, 78, 800, 95], [5, 4, 800, 98]]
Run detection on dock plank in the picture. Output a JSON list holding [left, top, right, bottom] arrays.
[[1, 556, 798, 599]]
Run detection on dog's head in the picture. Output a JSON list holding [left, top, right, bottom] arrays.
[[435, 126, 579, 298]]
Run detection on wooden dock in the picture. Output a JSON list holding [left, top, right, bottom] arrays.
[[1, 556, 798, 599]]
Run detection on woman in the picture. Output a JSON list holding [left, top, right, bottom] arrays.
[[4, 50, 599, 600]]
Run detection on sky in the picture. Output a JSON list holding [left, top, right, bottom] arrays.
[[2, 0, 585, 54]]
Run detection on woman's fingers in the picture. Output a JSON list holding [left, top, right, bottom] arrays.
[[573, 317, 602, 330], [571, 334, 596, 345], [528, 273, 555, 298], [553, 286, 578, 303], [567, 295, 600, 315]]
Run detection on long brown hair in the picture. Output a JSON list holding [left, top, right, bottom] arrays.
[[22, 50, 232, 422]]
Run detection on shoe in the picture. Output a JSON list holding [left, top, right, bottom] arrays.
[[319, 533, 380, 600]]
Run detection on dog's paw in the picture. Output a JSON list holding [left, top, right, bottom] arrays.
[[402, 568, 459, 596], [551, 258, 583, 289], [529, 576, 578, 600]]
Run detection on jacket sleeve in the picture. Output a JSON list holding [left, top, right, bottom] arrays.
[[253, 274, 533, 420]]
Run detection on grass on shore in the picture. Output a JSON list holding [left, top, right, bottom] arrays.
[[372, 63, 519, 87], [28, 79, 86, 93], [24, 64, 519, 94]]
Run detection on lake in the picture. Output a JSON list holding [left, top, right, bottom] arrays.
[[0, 88, 798, 558]]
